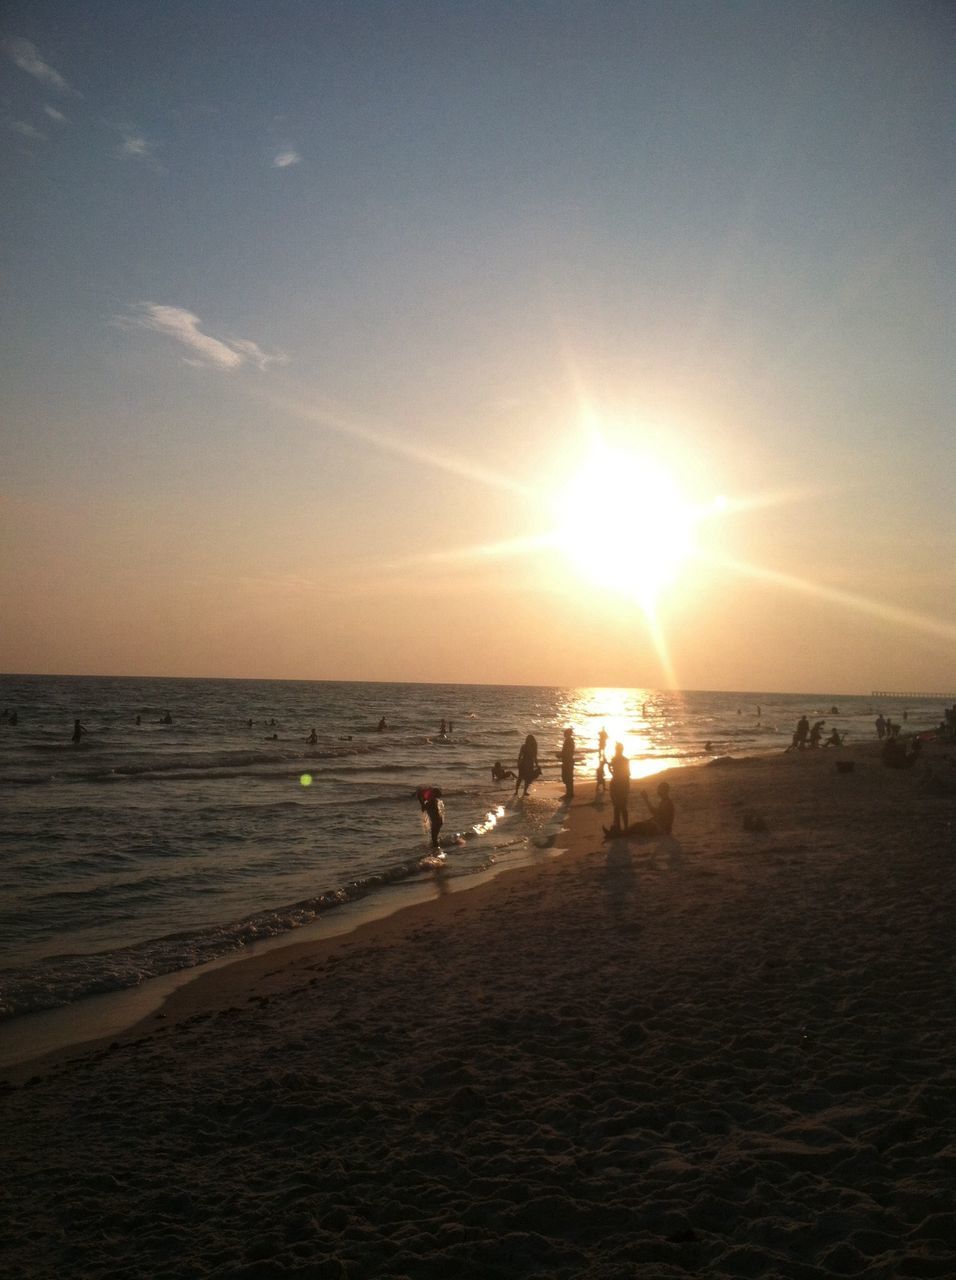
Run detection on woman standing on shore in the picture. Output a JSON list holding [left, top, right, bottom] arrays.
[[607, 741, 631, 834], [515, 734, 539, 797]]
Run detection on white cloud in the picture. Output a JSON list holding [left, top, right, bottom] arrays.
[[116, 128, 153, 160], [273, 149, 300, 168], [3, 37, 69, 93], [115, 303, 289, 373], [8, 119, 46, 141], [44, 104, 67, 123]]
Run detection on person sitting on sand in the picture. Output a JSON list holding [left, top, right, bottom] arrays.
[[604, 780, 674, 840], [415, 786, 444, 847], [491, 760, 516, 782], [825, 727, 843, 747], [604, 742, 631, 834], [882, 736, 921, 770]]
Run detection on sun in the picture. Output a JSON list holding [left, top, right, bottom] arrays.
[[551, 441, 698, 610]]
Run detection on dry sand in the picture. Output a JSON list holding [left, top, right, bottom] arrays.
[[2, 741, 954, 1279]]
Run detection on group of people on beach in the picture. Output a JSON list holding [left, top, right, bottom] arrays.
[[787, 714, 843, 750]]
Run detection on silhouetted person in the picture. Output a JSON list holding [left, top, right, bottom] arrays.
[[598, 725, 608, 760], [875, 714, 886, 739], [491, 760, 516, 782], [792, 715, 810, 749], [604, 742, 631, 835], [307, 729, 317, 745], [595, 758, 607, 795], [439, 719, 447, 737], [809, 720, 825, 748], [135, 714, 141, 725], [416, 786, 444, 847], [561, 727, 575, 798], [825, 727, 843, 746], [71, 719, 86, 744], [515, 734, 539, 796], [607, 780, 675, 839], [160, 712, 172, 725], [882, 736, 921, 769], [377, 717, 387, 732]]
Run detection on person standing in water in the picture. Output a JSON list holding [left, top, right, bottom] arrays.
[[415, 786, 444, 848], [71, 719, 87, 744], [561, 727, 576, 799], [606, 742, 631, 835], [515, 734, 539, 796]]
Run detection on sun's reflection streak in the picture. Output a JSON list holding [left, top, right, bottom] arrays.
[[707, 553, 956, 643]]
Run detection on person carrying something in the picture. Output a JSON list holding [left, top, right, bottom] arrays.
[[415, 786, 444, 848]]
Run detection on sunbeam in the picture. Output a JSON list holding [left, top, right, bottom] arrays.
[[255, 385, 532, 498], [709, 554, 956, 644]]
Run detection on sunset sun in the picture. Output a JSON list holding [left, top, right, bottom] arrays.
[[551, 442, 698, 610]]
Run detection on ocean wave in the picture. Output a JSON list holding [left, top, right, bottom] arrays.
[[0, 853, 460, 1020]]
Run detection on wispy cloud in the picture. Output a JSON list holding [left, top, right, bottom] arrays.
[[115, 126, 154, 161], [7, 119, 46, 141], [3, 37, 69, 93], [273, 148, 300, 168], [115, 303, 289, 372], [43, 104, 67, 124]]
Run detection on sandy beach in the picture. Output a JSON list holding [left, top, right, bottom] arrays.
[[2, 741, 954, 1279]]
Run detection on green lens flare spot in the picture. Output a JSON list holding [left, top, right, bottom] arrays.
[[300, 773, 313, 787]]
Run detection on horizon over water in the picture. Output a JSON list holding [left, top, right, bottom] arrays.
[[0, 675, 944, 1025]]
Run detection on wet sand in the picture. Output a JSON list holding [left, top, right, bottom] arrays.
[[2, 741, 954, 1278]]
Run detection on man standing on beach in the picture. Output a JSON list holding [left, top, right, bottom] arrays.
[[561, 727, 576, 799]]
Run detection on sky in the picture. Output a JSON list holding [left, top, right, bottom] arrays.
[[2, 0, 955, 694]]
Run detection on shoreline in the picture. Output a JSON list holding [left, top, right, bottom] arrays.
[[0, 737, 936, 1076], [3, 739, 954, 1278]]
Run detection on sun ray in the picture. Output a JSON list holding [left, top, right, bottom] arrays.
[[254, 384, 532, 497], [708, 553, 956, 643]]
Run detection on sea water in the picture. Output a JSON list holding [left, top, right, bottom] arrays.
[[0, 675, 940, 1022]]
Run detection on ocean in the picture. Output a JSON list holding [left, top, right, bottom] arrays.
[[0, 675, 939, 1024]]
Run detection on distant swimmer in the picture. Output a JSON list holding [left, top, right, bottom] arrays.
[[491, 760, 516, 782], [160, 712, 173, 725], [135, 714, 141, 725], [306, 729, 317, 745], [377, 717, 388, 732], [247, 718, 253, 729], [71, 719, 87, 744], [415, 786, 444, 848], [6, 710, 18, 726]]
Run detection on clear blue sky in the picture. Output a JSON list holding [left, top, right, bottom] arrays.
[[3, 1, 955, 692]]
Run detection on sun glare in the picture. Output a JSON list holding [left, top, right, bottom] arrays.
[[551, 442, 698, 610]]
